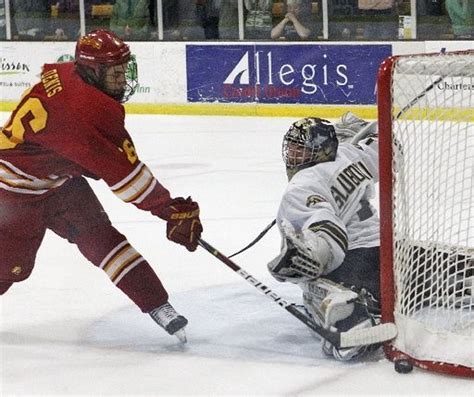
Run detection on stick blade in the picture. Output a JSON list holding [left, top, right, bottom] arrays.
[[340, 322, 397, 348]]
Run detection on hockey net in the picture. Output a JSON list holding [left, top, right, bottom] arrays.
[[377, 50, 473, 377]]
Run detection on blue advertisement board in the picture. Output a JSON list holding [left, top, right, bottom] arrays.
[[186, 44, 392, 105]]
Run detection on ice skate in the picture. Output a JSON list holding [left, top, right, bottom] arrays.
[[149, 302, 188, 343]]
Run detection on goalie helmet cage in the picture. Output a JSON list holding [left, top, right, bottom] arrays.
[[377, 50, 474, 378]]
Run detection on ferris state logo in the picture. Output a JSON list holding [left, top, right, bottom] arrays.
[[11, 265, 22, 276], [79, 36, 102, 50]]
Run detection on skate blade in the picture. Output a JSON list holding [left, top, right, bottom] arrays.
[[174, 328, 187, 344]]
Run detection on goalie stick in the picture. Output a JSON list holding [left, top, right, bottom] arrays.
[[198, 238, 397, 349], [229, 219, 276, 258], [350, 120, 378, 144], [350, 56, 446, 145]]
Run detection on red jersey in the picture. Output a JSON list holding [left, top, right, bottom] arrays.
[[0, 62, 170, 215]]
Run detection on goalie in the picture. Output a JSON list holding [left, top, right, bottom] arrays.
[[268, 113, 381, 361]]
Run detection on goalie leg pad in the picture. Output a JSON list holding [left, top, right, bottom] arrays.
[[301, 278, 358, 327], [301, 278, 380, 361]]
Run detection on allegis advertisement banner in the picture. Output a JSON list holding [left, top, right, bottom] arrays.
[[5, 41, 465, 107], [186, 44, 392, 105]]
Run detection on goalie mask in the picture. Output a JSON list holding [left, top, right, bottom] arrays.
[[75, 29, 138, 102], [282, 117, 338, 178]]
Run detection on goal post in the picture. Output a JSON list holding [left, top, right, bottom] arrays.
[[377, 50, 474, 377]]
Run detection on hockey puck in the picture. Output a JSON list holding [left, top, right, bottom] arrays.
[[394, 359, 413, 374]]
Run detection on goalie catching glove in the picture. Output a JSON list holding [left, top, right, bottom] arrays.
[[159, 197, 203, 251], [268, 220, 333, 283]]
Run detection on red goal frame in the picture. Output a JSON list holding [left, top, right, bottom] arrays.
[[377, 53, 474, 378]]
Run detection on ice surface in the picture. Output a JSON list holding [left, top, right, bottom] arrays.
[[0, 114, 472, 395]]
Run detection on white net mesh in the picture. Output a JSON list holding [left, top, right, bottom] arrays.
[[389, 52, 473, 368]]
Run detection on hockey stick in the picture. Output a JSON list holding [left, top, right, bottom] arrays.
[[349, 68, 444, 145], [349, 120, 378, 144], [395, 75, 444, 121], [198, 238, 397, 349], [229, 219, 276, 258]]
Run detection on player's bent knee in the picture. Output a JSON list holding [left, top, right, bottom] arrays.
[[0, 242, 39, 284], [0, 281, 13, 295]]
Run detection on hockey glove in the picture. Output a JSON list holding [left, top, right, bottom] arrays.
[[281, 220, 333, 270], [160, 197, 203, 251], [268, 237, 324, 283]]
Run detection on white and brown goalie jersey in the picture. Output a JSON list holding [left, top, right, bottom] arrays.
[[277, 138, 380, 274]]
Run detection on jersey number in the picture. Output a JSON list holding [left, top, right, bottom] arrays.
[[0, 97, 48, 149], [122, 139, 137, 164]]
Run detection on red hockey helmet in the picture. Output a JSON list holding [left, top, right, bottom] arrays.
[[75, 29, 137, 102], [75, 29, 130, 69]]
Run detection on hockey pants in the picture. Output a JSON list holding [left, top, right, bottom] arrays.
[[0, 177, 168, 312]]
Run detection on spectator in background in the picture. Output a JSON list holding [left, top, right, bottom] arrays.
[[358, 0, 396, 15], [195, 0, 220, 39], [85, 1, 118, 34], [245, 0, 272, 39], [357, 0, 399, 40], [271, 0, 313, 40], [162, 0, 206, 41], [11, 0, 51, 40], [161, 0, 180, 39], [0, 0, 6, 39], [110, 0, 153, 40], [328, 0, 358, 16], [51, 0, 82, 40], [219, 0, 239, 39], [417, 0, 445, 16], [446, 0, 474, 38]]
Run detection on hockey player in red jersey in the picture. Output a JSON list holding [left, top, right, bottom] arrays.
[[0, 29, 202, 343]]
